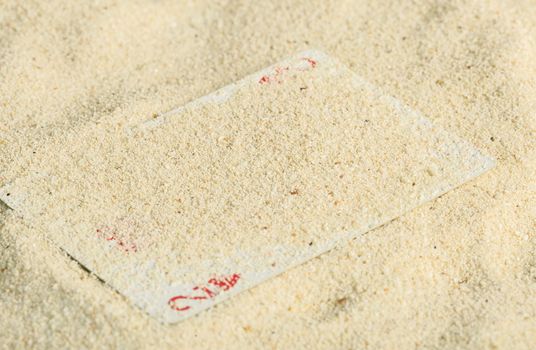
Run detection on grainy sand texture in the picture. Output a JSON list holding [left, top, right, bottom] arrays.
[[1, 1, 535, 349]]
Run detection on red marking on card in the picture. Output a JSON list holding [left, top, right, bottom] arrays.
[[96, 225, 138, 253], [168, 296, 189, 311], [302, 57, 317, 68], [259, 75, 270, 84], [258, 58, 317, 85], [168, 273, 241, 312]]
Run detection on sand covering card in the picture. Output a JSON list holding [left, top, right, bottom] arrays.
[[0, 50, 494, 323]]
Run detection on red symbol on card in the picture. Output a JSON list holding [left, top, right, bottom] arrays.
[[302, 57, 317, 68], [259, 75, 271, 84], [258, 57, 317, 85], [168, 273, 241, 312], [96, 225, 138, 253], [258, 66, 289, 84]]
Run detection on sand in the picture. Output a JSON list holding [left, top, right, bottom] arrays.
[[1, 50, 495, 324], [0, 0, 535, 348]]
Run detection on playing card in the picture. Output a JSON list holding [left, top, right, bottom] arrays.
[[0, 50, 495, 323]]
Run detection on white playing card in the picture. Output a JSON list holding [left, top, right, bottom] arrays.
[[0, 50, 495, 323]]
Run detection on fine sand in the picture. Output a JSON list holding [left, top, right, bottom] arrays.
[[1, 1, 535, 349]]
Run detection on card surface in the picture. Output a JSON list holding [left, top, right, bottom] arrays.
[[0, 50, 495, 323]]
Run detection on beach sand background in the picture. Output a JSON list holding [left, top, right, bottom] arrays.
[[0, 0, 535, 348]]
